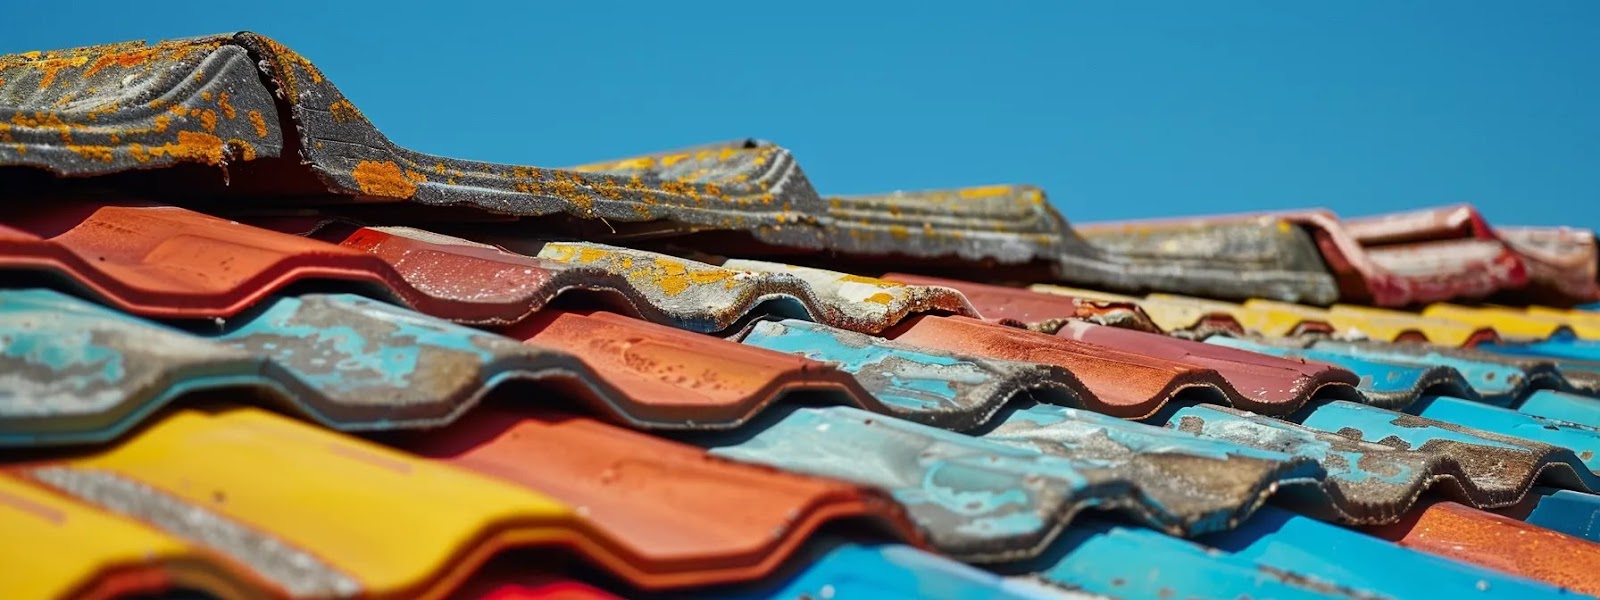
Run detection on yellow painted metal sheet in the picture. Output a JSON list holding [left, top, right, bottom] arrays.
[[45, 406, 576, 600], [1316, 304, 1489, 346], [1526, 306, 1600, 337], [1420, 304, 1591, 340], [0, 474, 260, 600]]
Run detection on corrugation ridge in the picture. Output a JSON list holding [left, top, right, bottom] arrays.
[[886, 315, 1356, 419], [538, 242, 978, 334], [704, 405, 1323, 563], [0, 289, 897, 447], [1170, 403, 1600, 524]]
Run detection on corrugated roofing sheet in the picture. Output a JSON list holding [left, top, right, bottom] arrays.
[[10, 30, 1600, 600], [1165, 402, 1598, 522], [703, 405, 1316, 562], [885, 315, 1351, 418], [398, 406, 922, 590]]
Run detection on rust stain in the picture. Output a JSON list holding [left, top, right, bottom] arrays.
[[351, 160, 418, 198]]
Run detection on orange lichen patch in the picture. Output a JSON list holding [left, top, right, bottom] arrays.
[[29, 54, 89, 89], [403, 169, 429, 184], [245, 110, 270, 139], [634, 256, 736, 297], [226, 138, 257, 161], [128, 143, 150, 163], [434, 162, 448, 175], [66, 143, 114, 162], [217, 92, 236, 119], [888, 225, 910, 240], [351, 160, 418, 198], [11, 112, 72, 143], [658, 153, 690, 167], [328, 98, 361, 123], [197, 109, 218, 133], [167, 131, 225, 164]]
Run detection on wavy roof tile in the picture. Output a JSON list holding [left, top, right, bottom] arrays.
[[535, 242, 976, 334], [885, 315, 1345, 418], [1167, 402, 1598, 523], [1028, 286, 1497, 345], [501, 309, 887, 427], [0, 288, 892, 446], [396, 406, 919, 590], [703, 405, 1318, 562], [0, 472, 272, 600], [733, 318, 1090, 432], [15, 405, 584, 599], [1310, 338, 1600, 397], [883, 273, 1163, 333], [1367, 500, 1600, 596]]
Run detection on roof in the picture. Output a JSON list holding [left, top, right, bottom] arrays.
[[5, 31, 1600, 600]]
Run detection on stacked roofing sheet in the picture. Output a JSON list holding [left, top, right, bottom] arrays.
[[4, 32, 1600, 600]]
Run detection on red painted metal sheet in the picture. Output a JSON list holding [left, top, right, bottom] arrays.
[[0, 203, 403, 319], [883, 315, 1311, 418], [332, 225, 640, 325], [1051, 320, 1359, 406], [881, 272, 1163, 333], [1368, 501, 1600, 596], [403, 406, 919, 590], [1347, 206, 1597, 304], [504, 310, 885, 426]]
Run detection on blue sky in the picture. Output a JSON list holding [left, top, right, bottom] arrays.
[[6, 2, 1596, 227]]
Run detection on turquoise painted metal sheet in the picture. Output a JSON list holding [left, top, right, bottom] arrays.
[[1166, 403, 1596, 522], [1520, 487, 1600, 544], [701, 405, 1317, 562], [1294, 401, 1600, 490], [1519, 390, 1600, 427], [1484, 334, 1600, 365], [737, 319, 1085, 431], [1199, 505, 1574, 600], [1312, 340, 1530, 406], [711, 541, 1069, 600], [1405, 395, 1600, 472], [1007, 517, 1383, 600], [0, 288, 589, 446], [1205, 337, 1472, 407], [2, 287, 804, 447]]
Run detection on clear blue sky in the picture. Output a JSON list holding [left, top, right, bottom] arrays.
[[6, 1, 1596, 227]]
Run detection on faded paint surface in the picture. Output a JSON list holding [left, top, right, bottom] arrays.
[[706, 405, 1315, 562]]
